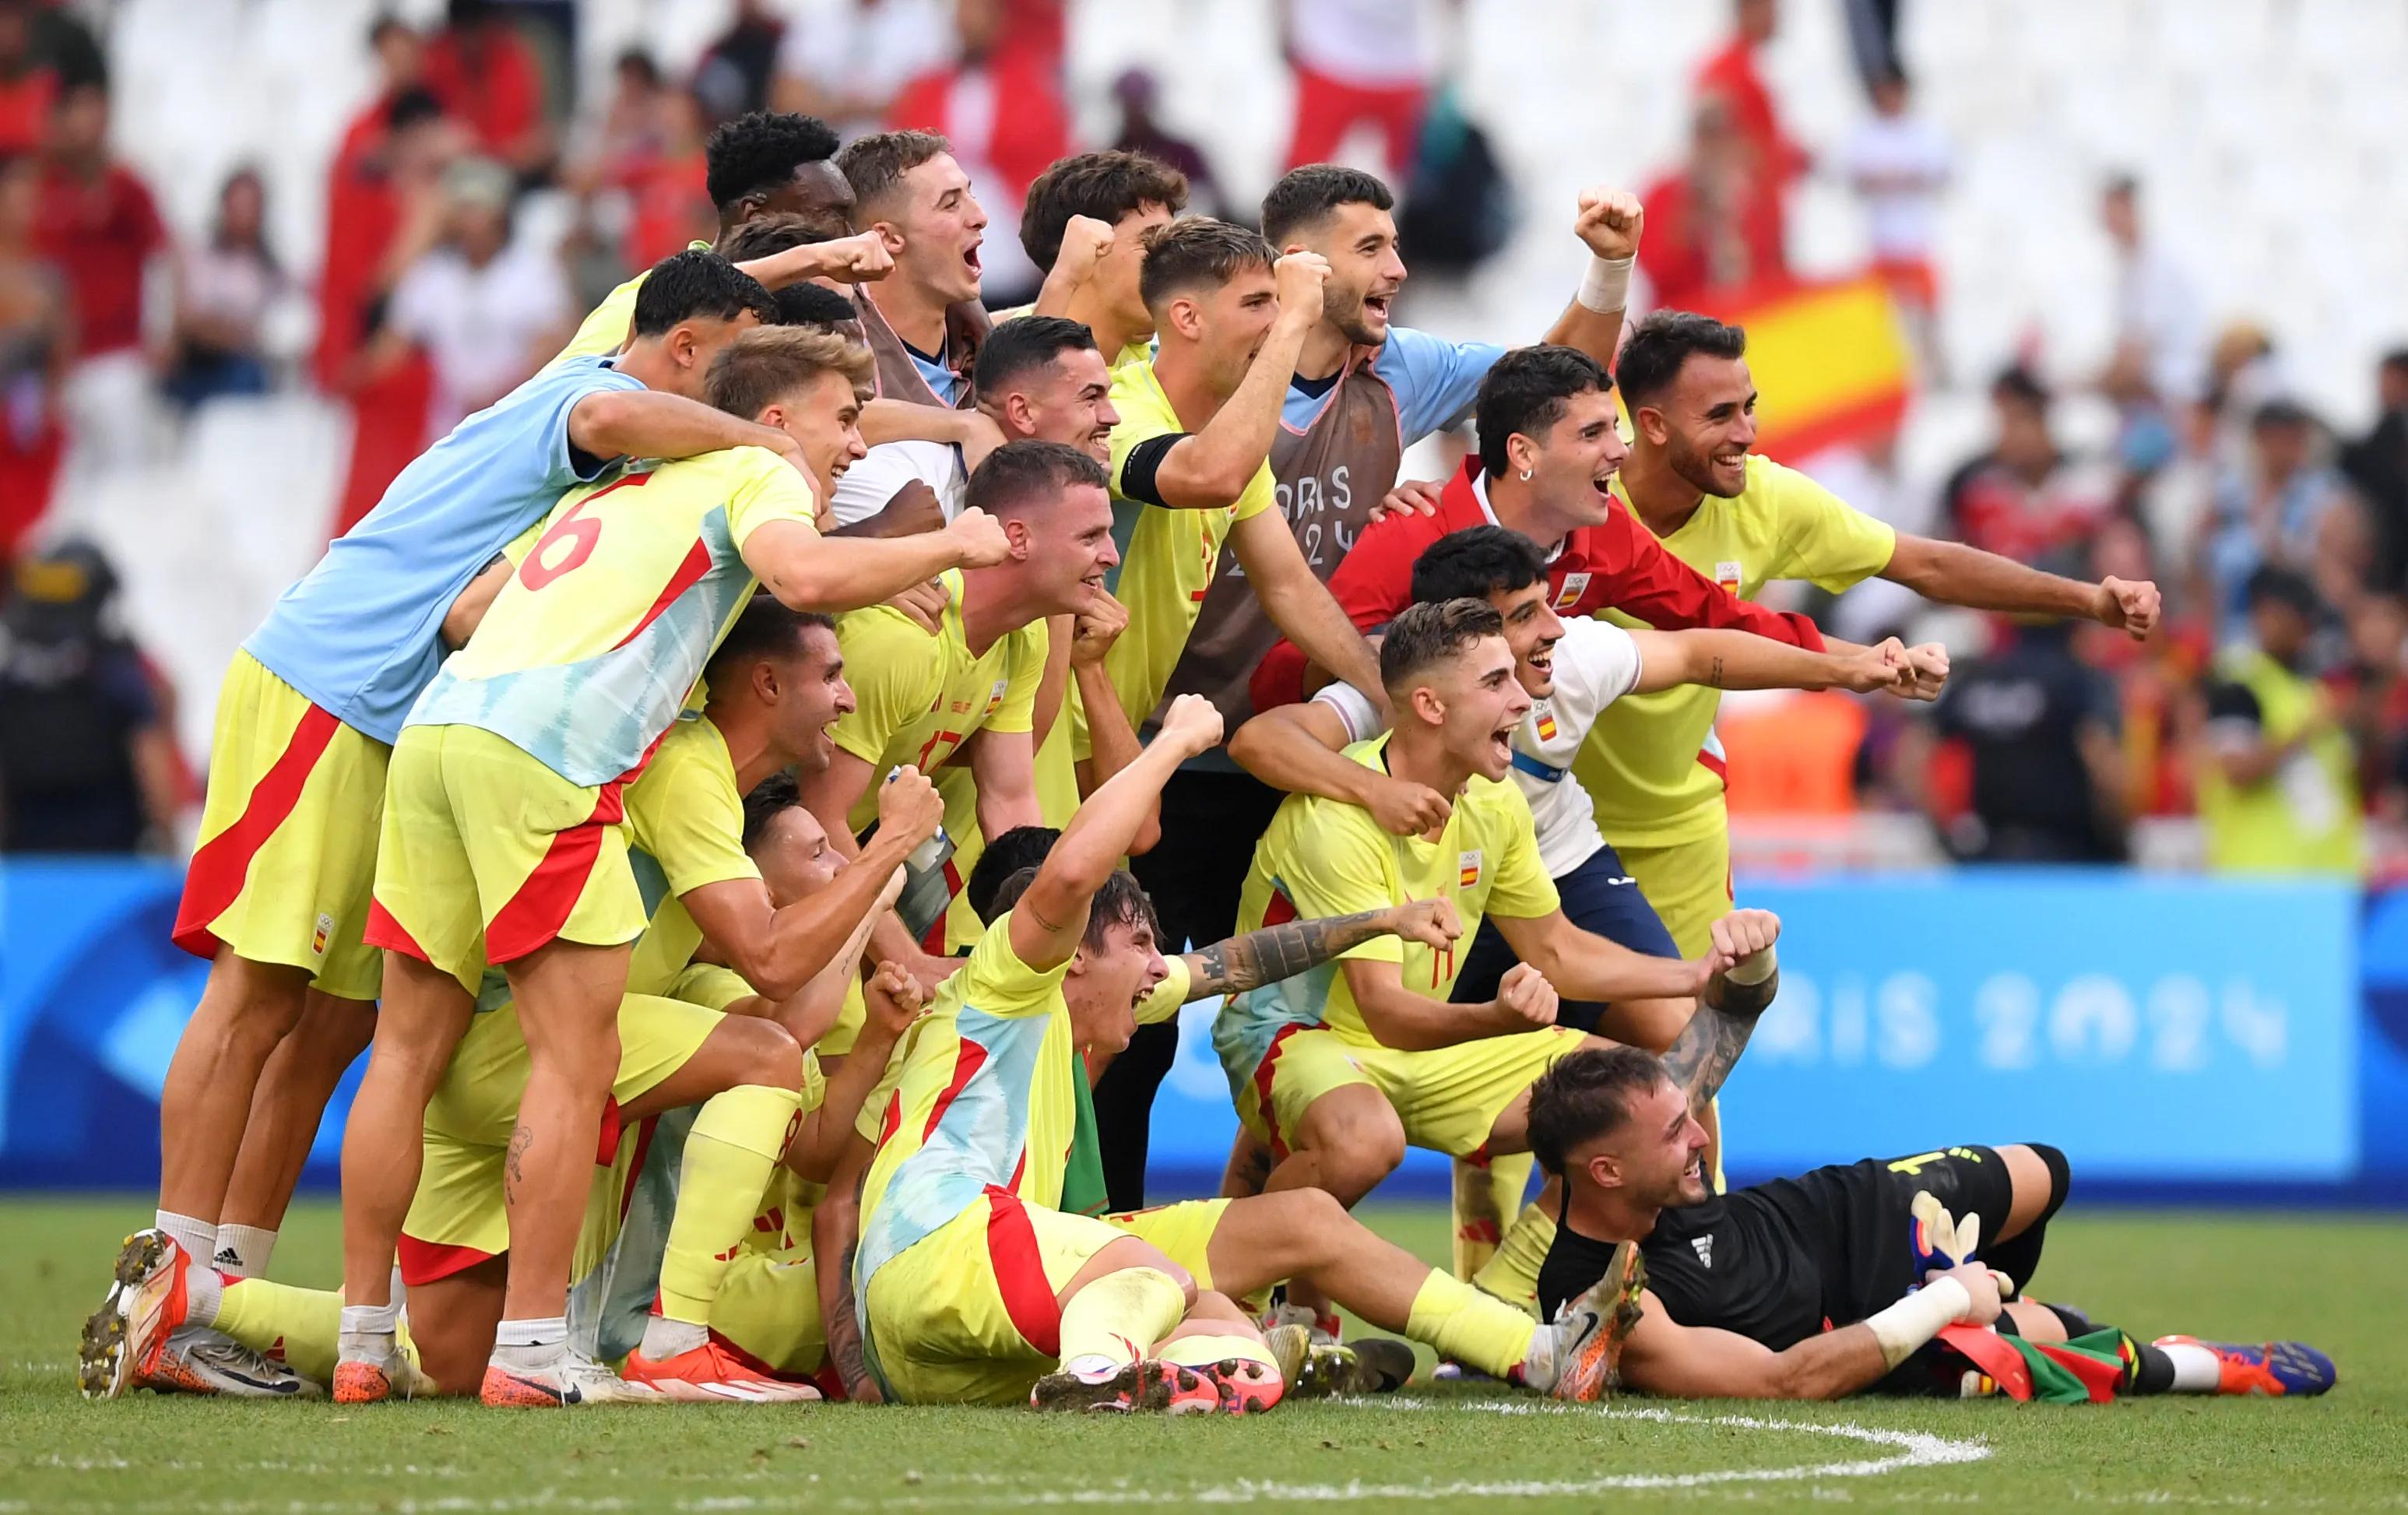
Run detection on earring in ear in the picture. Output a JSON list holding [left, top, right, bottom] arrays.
[[1519, 467, 1533, 481]]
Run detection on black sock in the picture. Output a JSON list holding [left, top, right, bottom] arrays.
[[1984, 1143, 2070, 1293], [2127, 1337, 2177, 1394], [2044, 1302, 2095, 1337]]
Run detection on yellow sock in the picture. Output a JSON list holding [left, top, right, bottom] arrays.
[[211, 1278, 419, 1386], [1472, 1200, 1556, 1311], [1154, 1331, 1275, 1371], [1056, 1266, 1184, 1372], [1405, 1269, 1538, 1381], [705, 1252, 826, 1376], [658, 1084, 803, 1325], [1450, 1151, 1530, 1281]]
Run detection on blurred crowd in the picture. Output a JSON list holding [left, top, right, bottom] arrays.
[[1, 0, 2401, 881]]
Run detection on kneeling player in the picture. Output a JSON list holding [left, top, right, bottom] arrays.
[[1524, 1046, 2339, 1401], [1215, 599, 1778, 1298]]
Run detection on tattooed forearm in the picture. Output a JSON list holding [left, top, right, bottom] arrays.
[[504, 1123, 532, 1204], [818, 1170, 880, 1403], [1708, 655, 1726, 689], [1661, 968, 1777, 1113], [1185, 908, 1398, 998]]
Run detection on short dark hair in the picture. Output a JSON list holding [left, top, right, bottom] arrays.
[[705, 325, 874, 417], [2252, 398, 2314, 431], [773, 281, 866, 331], [1380, 598, 1506, 693], [705, 111, 840, 213], [706, 593, 836, 685], [2245, 564, 2320, 617], [1526, 1046, 1674, 1176], [631, 249, 779, 338], [973, 315, 1100, 395], [967, 825, 1060, 922], [1991, 364, 2050, 408], [1411, 527, 1548, 606], [1139, 218, 1275, 311], [386, 86, 445, 133], [1260, 163, 1393, 246], [1472, 346, 1612, 476], [740, 771, 807, 850], [1020, 150, 1190, 270], [964, 438, 1109, 520], [838, 128, 951, 213], [1615, 311, 1748, 408], [990, 865, 1160, 951]]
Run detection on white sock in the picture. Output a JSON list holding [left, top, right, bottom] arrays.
[[2162, 1341, 2223, 1393], [1060, 1353, 1123, 1383], [491, 1316, 568, 1365], [184, 1266, 226, 1331], [156, 1210, 216, 1267], [215, 1224, 278, 1279], [339, 1302, 401, 1339], [640, 1314, 708, 1359]]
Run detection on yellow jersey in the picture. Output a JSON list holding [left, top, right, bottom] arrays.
[[1581, 455, 1896, 848], [412, 447, 817, 786], [621, 715, 758, 997], [1217, 733, 1557, 1070], [830, 568, 1048, 833], [554, 241, 713, 364], [1070, 359, 1274, 758]]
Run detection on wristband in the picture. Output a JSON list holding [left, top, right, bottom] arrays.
[[1865, 1275, 1972, 1369], [1577, 255, 1635, 314], [1726, 943, 1777, 986]]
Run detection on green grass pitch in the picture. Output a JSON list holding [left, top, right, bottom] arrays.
[[4, 1197, 2404, 1513]]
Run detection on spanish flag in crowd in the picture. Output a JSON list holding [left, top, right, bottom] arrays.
[[1692, 274, 1914, 459]]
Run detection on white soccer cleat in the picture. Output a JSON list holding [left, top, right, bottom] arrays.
[[79, 1228, 185, 1401], [480, 1349, 665, 1408], [143, 1327, 322, 1400]]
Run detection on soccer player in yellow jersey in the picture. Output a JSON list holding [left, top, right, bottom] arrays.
[[1587, 311, 2160, 960], [1070, 220, 1383, 793], [801, 441, 1127, 959], [1014, 149, 1192, 374], [1214, 600, 1781, 1292], [336, 327, 1014, 1408]]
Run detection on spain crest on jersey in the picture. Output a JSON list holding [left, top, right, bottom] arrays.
[[984, 677, 1009, 715], [1457, 849, 1482, 888], [1552, 571, 1592, 611], [1715, 559, 1744, 595], [1534, 709, 1559, 743]]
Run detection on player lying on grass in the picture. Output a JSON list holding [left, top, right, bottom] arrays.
[[1227, 524, 1915, 1303], [1211, 598, 1782, 1323], [1520, 1044, 2339, 1401]]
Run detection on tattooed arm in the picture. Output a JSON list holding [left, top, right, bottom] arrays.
[[812, 1141, 881, 1404], [1177, 898, 1464, 1000], [1622, 627, 1914, 698], [1658, 910, 1785, 1114]]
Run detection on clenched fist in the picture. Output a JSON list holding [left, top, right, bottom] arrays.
[[1387, 896, 1464, 952], [1492, 962, 1561, 1029], [1070, 589, 1128, 668], [1573, 187, 1645, 262], [1367, 775, 1454, 838], [1704, 908, 1781, 977], [1055, 214, 1116, 280], [863, 959, 930, 1040], [1273, 251, 1331, 329], [1159, 692, 1225, 756], [877, 764, 945, 847], [943, 506, 1012, 568], [2096, 576, 2160, 640]]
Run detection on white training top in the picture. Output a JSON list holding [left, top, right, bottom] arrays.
[[1314, 616, 1643, 877]]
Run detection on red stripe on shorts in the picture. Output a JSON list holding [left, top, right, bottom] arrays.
[[611, 538, 714, 652], [922, 1037, 988, 1141], [171, 703, 344, 959], [361, 897, 429, 961], [981, 1185, 1062, 1356], [397, 1234, 497, 1288], [1253, 1021, 1302, 1164], [482, 733, 661, 965]]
